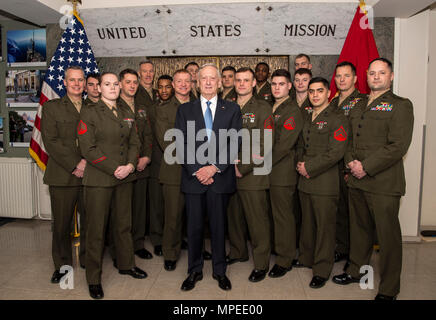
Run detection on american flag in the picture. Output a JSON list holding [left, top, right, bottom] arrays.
[[29, 12, 99, 170]]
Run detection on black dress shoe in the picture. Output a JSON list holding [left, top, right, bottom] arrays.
[[154, 245, 163, 256], [248, 269, 267, 282], [375, 294, 397, 301], [135, 248, 153, 259], [89, 284, 104, 299], [332, 273, 360, 285], [291, 259, 308, 268], [226, 255, 249, 265], [164, 260, 177, 271], [119, 267, 148, 279], [213, 274, 232, 291], [309, 276, 327, 289], [334, 251, 349, 263], [50, 270, 67, 284], [181, 272, 203, 291], [181, 239, 188, 250], [268, 264, 291, 278], [203, 250, 212, 260]]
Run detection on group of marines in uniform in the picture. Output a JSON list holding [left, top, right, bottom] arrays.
[[41, 53, 414, 300]]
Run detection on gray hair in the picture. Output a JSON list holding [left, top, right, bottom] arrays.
[[199, 63, 221, 79], [65, 65, 85, 79]]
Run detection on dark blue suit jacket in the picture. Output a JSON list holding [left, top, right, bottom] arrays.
[[175, 97, 242, 194]]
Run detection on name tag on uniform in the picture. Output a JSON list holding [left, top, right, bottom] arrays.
[[371, 102, 392, 111], [316, 121, 327, 129], [343, 97, 362, 115], [123, 118, 135, 128]]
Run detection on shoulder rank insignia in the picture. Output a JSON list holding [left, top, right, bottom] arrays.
[[371, 102, 393, 111], [77, 120, 87, 135], [284, 117, 295, 130], [334, 126, 347, 141], [264, 116, 274, 130]]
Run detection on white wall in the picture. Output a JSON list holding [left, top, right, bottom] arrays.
[[394, 10, 429, 239], [421, 9, 436, 227]]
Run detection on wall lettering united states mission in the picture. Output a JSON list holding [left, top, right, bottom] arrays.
[[81, 2, 356, 57]]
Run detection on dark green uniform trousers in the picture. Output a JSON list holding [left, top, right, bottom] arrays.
[[347, 188, 402, 297], [162, 184, 184, 261], [148, 177, 164, 246], [132, 177, 148, 251], [85, 183, 135, 285], [299, 192, 337, 279], [336, 164, 350, 255], [239, 190, 271, 270], [270, 185, 297, 268], [227, 192, 249, 261], [49, 186, 86, 270]]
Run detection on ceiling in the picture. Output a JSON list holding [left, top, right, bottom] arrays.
[[0, 0, 435, 26]]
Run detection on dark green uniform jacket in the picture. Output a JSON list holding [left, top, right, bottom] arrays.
[[236, 96, 272, 190], [219, 87, 237, 102], [345, 90, 414, 196], [270, 97, 303, 186], [298, 97, 312, 120], [78, 100, 140, 187], [84, 97, 97, 107], [330, 88, 366, 117], [41, 95, 83, 186], [118, 97, 153, 180], [253, 81, 274, 105], [297, 105, 349, 196], [155, 95, 189, 185]]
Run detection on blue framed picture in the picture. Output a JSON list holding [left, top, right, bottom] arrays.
[[7, 29, 46, 67]]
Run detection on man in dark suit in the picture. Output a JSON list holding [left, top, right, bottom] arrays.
[[175, 64, 242, 291]]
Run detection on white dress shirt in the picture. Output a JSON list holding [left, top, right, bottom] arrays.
[[200, 95, 218, 121]]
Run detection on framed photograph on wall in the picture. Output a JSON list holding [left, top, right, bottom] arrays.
[[0, 118, 4, 153], [6, 69, 46, 107], [7, 29, 46, 67], [8, 110, 37, 147]]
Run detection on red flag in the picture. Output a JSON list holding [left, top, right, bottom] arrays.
[[329, 3, 379, 100]]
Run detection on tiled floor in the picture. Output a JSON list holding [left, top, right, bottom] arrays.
[[0, 219, 435, 300]]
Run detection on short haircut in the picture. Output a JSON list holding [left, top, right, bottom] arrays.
[[158, 74, 173, 82], [65, 65, 84, 78], [86, 73, 100, 83], [173, 69, 191, 79], [294, 68, 312, 78], [119, 68, 139, 81], [369, 57, 393, 72], [309, 77, 329, 90], [199, 63, 221, 78], [99, 72, 118, 82], [335, 61, 356, 75], [222, 66, 236, 74], [295, 53, 311, 63], [255, 62, 270, 72], [184, 61, 199, 69], [139, 60, 154, 68], [271, 69, 292, 82], [235, 67, 255, 79]]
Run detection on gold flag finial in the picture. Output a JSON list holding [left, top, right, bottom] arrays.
[[359, 0, 367, 15], [67, 0, 82, 15]]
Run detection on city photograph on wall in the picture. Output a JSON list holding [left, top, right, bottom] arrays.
[[5, 70, 46, 107], [8, 110, 37, 148], [7, 29, 46, 67]]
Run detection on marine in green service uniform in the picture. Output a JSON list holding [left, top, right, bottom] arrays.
[[268, 69, 303, 279], [78, 72, 147, 300], [41, 66, 87, 284], [330, 61, 367, 267], [226, 67, 273, 282], [84, 73, 100, 106], [332, 58, 414, 301], [253, 62, 274, 105], [295, 77, 349, 289], [219, 66, 237, 102]]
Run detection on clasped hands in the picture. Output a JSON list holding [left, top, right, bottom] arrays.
[[195, 165, 218, 185], [114, 163, 135, 180], [72, 159, 87, 178], [296, 162, 310, 179], [347, 160, 367, 179]]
